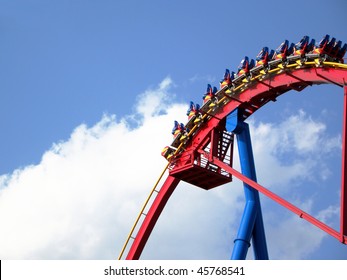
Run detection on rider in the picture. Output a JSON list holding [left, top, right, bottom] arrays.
[[220, 69, 235, 93], [274, 40, 294, 60], [294, 35, 310, 56], [161, 146, 174, 160], [313, 34, 330, 55], [237, 56, 255, 76], [256, 47, 269, 66], [186, 101, 201, 120], [203, 84, 217, 104], [220, 69, 231, 88], [172, 121, 188, 138]]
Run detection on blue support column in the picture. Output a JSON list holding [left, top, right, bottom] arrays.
[[226, 109, 269, 260]]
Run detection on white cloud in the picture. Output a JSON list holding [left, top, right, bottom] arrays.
[[188, 74, 217, 84], [247, 111, 342, 259], [133, 77, 174, 121], [0, 78, 183, 259], [265, 208, 327, 259], [249, 110, 341, 190], [0, 78, 342, 260]]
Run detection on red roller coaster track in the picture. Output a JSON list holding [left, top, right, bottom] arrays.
[[119, 56, 347, 260]]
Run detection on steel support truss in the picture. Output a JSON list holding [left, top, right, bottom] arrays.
[[212, 105, 347, 246], [121, 67, 347, 260]]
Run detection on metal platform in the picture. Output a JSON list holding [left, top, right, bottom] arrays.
[[169, 130, 234, 190], [169, 160, 232, 190]]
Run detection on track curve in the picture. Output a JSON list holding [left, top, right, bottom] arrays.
[[173, 62, 347, 160], [119, 54, 347, 260]]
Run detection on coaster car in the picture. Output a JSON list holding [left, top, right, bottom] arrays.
[[256, 47, 274, 66], [237, 56, 255, 75], [203, 84, 218, 104], [220, 69, 235, 93], [172, 121, 185, 137], [186, 101, 201, 120], [220, 69, 235, 88], [306, 38, 316, 53], [294, 35, 310, 56], [313, 34, 330, 55], [273, 40, 294, 60], [161, 146, 175, 160], [330, 40, 342, 58], [171, 120, 190, 146], [325, 37, 337, 55]]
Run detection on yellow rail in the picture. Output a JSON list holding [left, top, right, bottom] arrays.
[[117, 162, 170, 260], [323, 61, 347, 69]]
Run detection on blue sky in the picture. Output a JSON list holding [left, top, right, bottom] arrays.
[[0, 0, 346, 259]]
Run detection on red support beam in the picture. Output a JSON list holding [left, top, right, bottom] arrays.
[[341, 85, 347, 242], [126, 176, 180, 259], [209, 128, 218, 162], [212, 157, 346, 244]]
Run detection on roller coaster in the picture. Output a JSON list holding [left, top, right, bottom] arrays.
[[119, 35, 347, 260]]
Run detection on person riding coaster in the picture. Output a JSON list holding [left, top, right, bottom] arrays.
[[306, 38, 316, 53], [330, 40, 342, 58], [273, 40, 294, 62], [254, 47, 275, 75], [220, 69, 235, 93], [171, 120, 189, 142], [203, 84, 218, 107], [292, 36, 316, 65], [186, 101, 202, 124], [237, 56, 255, 76], [186, 101, 200, 119], [294, 35, 310, 56], [161, 146, 175, 160], [325, 37, 337, 55], [313, 34, 330, 55], [256, 47, 274, 67]]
